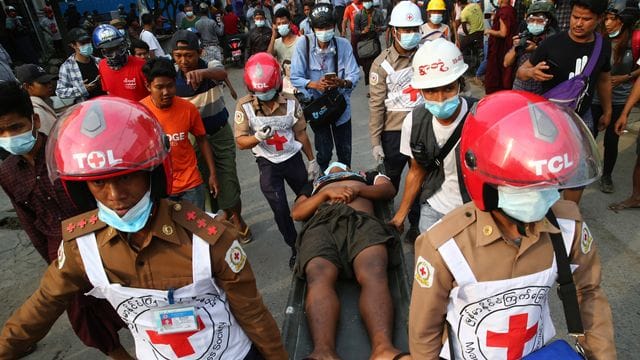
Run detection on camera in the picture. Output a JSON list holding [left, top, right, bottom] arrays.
[[514, 31, 535, 54]]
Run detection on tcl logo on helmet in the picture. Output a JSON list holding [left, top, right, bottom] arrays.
[[254, 83, 270, 89], [530, 153, 574, 176], [72, 150, 123, 169], [418, 60, 450, 75]]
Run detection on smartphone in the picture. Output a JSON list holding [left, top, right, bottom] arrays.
[[324, 72, 337, 80], [87, 75, 100, 86], [545, 59, 560, 74]]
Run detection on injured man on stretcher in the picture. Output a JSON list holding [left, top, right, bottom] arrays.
[[291, 162, 410, 360]]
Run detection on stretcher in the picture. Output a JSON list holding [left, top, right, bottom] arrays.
[[281, 169, 412, 359]]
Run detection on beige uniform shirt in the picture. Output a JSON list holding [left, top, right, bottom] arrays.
[[409, 201, 616, 359], [233, 93, 306, 137], [368, 46, 416, 147]]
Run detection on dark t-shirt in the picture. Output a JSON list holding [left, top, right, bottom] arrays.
[[76, 59, 106, 99], [529, 31, 612, 115]]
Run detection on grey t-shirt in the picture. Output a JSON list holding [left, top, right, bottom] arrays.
[[195, 16, 223, 46]]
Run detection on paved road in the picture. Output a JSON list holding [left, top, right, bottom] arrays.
[[0, 65, 638, 359]]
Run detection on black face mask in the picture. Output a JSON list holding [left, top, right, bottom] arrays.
[[103, 45, 128, 69]]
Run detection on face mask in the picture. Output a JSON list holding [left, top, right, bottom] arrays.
[[0, 120, 37, 155], [315, 29, 335, 43], [430, 14, 443, 24], [363, 2, 373, 9], [97, 190, 153, 233], [424, 94, 460, 119], [255, 89, 278, 101], [79, 43, 93, 56], [278, 24, 290, 36], [186, 11, 194, 17], [255, 19, 266, 27], [527, 23, 545, 35], [498, 187, 560, 223], [609, 28, 621, 38], [397, 31, 421, 50], [324, 161, 348, 175]]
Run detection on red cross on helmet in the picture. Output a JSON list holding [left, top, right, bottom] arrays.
[[244, 52, 282, 93], [46, 97, 172, 207], [460, 91, 602, 211]]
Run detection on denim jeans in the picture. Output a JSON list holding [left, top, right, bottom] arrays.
[[169, 184, 206, 210], [418, 202, 445, 233], [313, 120, 352, 171]]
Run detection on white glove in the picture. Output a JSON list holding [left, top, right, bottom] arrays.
[[254, 126, 274, 141], [307, 159, 321, 181], [372, 145, 385, 162]]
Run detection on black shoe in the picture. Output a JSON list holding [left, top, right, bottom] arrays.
[[404, 226, 420, 244], [599, 175, 614, 193]]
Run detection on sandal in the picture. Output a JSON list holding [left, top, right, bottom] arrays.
[[238, 225, 254, 244]]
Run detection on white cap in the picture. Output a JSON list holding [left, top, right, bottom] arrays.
[[389, 1, 424, 27], [411, 38, 468, 89]]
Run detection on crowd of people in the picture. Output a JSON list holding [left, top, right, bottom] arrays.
[[0, 0, 637, 358]]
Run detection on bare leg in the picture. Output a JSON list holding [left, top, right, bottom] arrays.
[[353, 245, 401, 360], [609, 155, 640, 210], [563, 188, 584, 204], [305, 257, 341, 360]]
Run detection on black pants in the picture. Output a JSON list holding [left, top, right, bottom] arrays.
[[256, 152, 308, 249], [591, 103, 624, 177], [381, 131, 420, 227], [335, 5, 346, 32]]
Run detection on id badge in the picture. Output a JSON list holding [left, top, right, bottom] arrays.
[[153, 306, 199, 334]]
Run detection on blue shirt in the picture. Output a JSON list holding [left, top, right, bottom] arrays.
[[333, 0, 349, 7], [290, 34, 360, 126], [299, 18, 312, 35]]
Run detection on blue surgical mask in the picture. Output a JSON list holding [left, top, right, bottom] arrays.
[[424, 95, 461, 119], [79, 43, 93, 57], [527, 23, 545, 36], [255, 89, 278, 101], [0, 120, 37, 155], [498, 187, 560, 223], [609, 28, 621, 38], [315, 29, 335, 43], [397, 31, 421, 50], [430, 14, 443, 24], [255, 19, 266, 27], [97, 190, 153, 233], [278, 24, 290, 36], [324, 161, 348, 175], [186, 11, 194, 17], [363, 2, 373, 9]]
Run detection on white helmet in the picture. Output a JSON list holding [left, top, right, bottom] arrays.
[[389, 1, 424, 27], [411, 38, 468, 89]]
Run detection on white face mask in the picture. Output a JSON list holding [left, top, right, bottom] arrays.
[[186, 11, 194, 17], [498, 187, 560, 223]]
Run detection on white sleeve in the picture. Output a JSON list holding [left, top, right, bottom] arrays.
[[399, 112, 414, 158]]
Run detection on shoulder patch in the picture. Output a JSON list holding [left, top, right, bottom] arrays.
[[414, 256, 435, 288], [62, 210, 107, 241], [225, 240, 247, 273], [580, 222, 593, 254], [370, 71, 379, 86], [234, 110, 244, 124], [425, 203, 477, 249], [57, 241, 66, 269], [171, 201, 226, 245]]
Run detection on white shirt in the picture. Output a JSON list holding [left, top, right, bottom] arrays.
[[140, 29, 166, 57], [30, 96, 57, 135], [400, 98, 467, 215]]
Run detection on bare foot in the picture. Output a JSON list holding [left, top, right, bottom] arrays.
[[608, 197, 640, 212]]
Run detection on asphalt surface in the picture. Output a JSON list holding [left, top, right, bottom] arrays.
[[0, 65, 639, 359]]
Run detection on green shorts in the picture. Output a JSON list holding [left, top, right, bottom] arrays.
[[195, 122, 241, 211]]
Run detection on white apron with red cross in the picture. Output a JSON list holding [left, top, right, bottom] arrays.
[[242, 98, 302, 164], [435, 217, 577, 360], [380, 60, 424, 112], [75, 230, 252, 360]]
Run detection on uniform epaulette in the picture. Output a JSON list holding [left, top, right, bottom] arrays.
[[424, 203, 478, 249], [551, 199, 583, 221], [62, 209, 107, 241], [170, 200, 236, 246], [236, 94, 254, 106]]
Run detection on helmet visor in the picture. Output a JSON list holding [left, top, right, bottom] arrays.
[[463, 102, 602, 190]]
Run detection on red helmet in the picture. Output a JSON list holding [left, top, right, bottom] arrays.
[[244, 52, 282, 93], [460, 91, 601, 211], [47, 97, 172, 206]]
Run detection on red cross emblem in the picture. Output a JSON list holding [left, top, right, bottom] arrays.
[[265, 131, 288, 151], [87, 152, 106, 168], [196, 219, 207, 228], [402, 85, 421, 102], [77, 219, 87, 228], [146, 316, 205, 358], [66, 223, 75, 233], [486, 313, 539, 360], [88, 215, 98, 224], [186, 211, 197, 221], [207, 226, 217, 235], [407, 13, 414, 21], [419, 266, 427, 276]]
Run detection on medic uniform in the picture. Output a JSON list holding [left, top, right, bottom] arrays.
[[0, 200, 288, 360]]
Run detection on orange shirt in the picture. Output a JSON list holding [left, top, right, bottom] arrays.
[[344, 3, 363, 33], [140, 96, 205, 194]]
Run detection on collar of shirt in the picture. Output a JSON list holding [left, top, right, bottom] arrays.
[[387, 43, 414, 63], [474, 208, 561, 248], [96, 199, 182, 248], [249, 94, 287, 115]]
